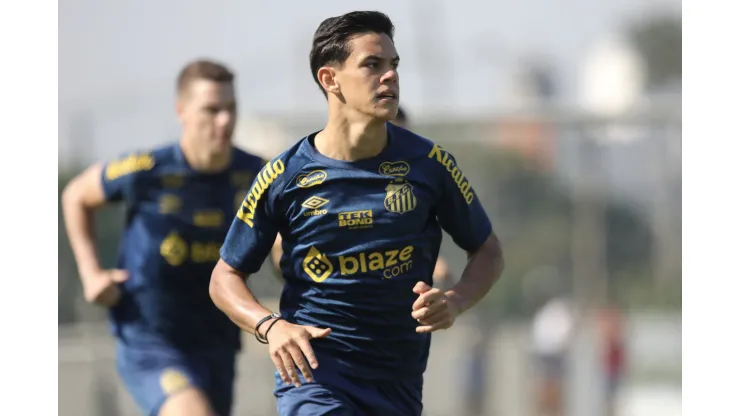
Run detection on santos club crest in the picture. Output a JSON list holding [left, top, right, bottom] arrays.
[[384, 178, 417, 214]]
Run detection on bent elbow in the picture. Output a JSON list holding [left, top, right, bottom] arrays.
[[209, 264, 225, 307]]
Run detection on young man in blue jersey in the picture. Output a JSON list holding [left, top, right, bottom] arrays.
[[62, 59, 265, 416], [210, 11, 504, 416]]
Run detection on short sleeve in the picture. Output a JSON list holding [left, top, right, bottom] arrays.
[[220, 158, 286, 274], [100, 152, 155, 202], [430, 144, 493, 252]]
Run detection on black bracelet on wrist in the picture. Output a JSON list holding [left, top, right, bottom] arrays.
[[254, 313, 281, 344], [262, 317, 285, 343]]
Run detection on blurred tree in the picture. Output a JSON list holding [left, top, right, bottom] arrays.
[[628, 15, 682, 89], [438, 144, 658, 318]]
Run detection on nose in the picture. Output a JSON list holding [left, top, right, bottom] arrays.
[[380, 68, 398, 84], [216, 109, 234, 127]]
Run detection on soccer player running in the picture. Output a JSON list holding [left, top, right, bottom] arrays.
[[210, 11, 504, 416], [62, 60, 264, 416]]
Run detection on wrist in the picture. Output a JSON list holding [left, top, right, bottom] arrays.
[[444, 290, 467, 315], [254, 312, 281, 344], [79, 264, 103, 282], [264, 318, 287, 342]]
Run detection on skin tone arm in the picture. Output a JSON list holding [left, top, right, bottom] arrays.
[[411, 233, 504, 333], [61, 164, 129, 306], [210, 260, 331, 388]]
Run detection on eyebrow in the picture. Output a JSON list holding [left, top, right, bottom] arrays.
[[363, 55, 401, 63]]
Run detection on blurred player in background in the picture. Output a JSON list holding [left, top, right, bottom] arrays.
[[599, 303, 627, 416], [210, 11, 504, 416], [62, 59, 263, 416], [531, 296, 574, 416], [269, 105, 454, 288]]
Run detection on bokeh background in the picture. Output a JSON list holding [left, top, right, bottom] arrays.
[[58, 1, 682, 415]]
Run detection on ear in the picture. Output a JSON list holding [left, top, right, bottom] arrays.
[[175, 95, 187, 122], [317, 66, 340, 95]]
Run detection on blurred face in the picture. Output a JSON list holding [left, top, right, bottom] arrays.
[[177, 79, 237, 155], [321, 32, 400, 121]]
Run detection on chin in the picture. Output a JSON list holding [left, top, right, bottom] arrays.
[[375, 106, 398, 122], [211, 139, 232, 155]]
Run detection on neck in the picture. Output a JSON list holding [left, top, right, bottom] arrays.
[[315, 108, 388, 162], [180, 136, 231, 173]]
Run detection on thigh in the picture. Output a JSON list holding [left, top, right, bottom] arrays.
[[352, 377, 424, 416], [116, 344, 209, 416], [274, 372, 359, 416], [158, 388, 215, 416]]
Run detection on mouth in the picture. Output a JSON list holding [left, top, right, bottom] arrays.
[[377, 91, 398, 102]]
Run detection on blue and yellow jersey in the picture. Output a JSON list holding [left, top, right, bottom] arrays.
[[102, 143, 264, 351], [221, 123, 493, 378]]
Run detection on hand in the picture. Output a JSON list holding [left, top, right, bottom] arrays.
[[265, 320, 331, 387], [82, 269, 128, 307], [411, 281, 460, 333]]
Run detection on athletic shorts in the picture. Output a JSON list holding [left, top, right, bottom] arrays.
[[116, 342, 237, 416], [274, 368, 423, 416]]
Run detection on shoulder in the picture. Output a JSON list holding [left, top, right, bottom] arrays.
[[102, 143, 175, 182], [247, 138, 312, 200], [388, 123, 438, 160], [230, 147, 269, 173], [387, 123, 459, 173]]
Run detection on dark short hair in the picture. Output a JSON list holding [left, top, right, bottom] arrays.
[[177, 59, 234, 95], [309, 11, 395, 96]]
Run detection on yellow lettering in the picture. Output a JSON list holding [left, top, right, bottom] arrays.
[[296, 170, 327, 188], [105, 153, 155, 181], [382, 260, 413, 279], [385, 250, 399, 267], [236, 159, 284, 227], [368, 253, 384, 271], [427, 144, 476, 205], [303, 209, 328, 217], [312, 245, 415, 280], [339, 255, 359, 275], [428, 144, 443, 163], [193, 211, 224, 228], [161, 236, 222, 265], [337, 210, 373, 229], [190, 242, 223, 263], [399, 246, 414, 261], [359, 252, 368, 273]]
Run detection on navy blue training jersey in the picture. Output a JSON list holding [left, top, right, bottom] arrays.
[[102, 143, 264, 351], [220, 124, 493, 379]]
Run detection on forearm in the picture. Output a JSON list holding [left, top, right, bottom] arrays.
[[270, 245, 284, 282], [270, 235, 285, 283], [62, 190, 103, 282], [445, 234, 504, 314], [210, 260, 275, 335]]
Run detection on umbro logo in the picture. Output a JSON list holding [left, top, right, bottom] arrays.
[[301, 196, 329, 217]]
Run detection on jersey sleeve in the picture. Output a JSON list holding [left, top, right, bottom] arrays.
[[220, 157, 286, 274], [100, 152, 155, 202], [429, 144, 493, 252]]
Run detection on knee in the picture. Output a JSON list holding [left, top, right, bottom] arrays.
[[158, 388, 216, 416]]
